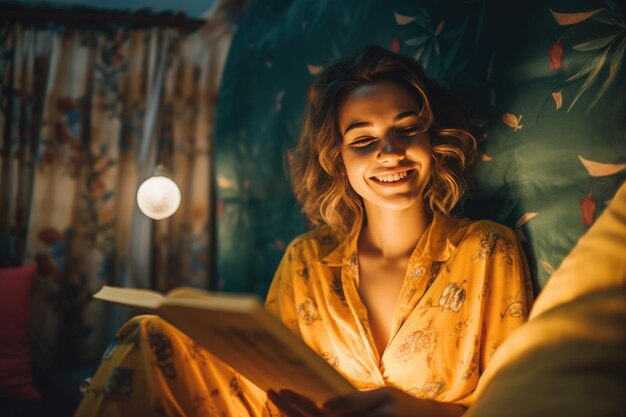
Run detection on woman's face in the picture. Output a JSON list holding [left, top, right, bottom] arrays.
[[339, 80, 433, 211]]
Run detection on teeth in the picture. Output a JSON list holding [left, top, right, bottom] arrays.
[[375, 171, 409, 182]]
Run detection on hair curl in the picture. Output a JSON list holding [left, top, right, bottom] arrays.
[[289, 45, 477, 238]]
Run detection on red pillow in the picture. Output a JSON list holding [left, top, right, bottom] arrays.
[[0, 263, 41, 400]]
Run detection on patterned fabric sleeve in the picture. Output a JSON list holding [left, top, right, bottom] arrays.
[[478, 227, 534, 373], [449, 224, 533, 408]]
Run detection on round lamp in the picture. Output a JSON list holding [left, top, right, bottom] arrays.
[[136, 169, 181, 220]]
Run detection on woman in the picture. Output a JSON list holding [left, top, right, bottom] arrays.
[[75, 46, 532, 417]]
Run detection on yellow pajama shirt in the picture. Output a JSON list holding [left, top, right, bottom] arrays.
[[75, 213, 532, 416]]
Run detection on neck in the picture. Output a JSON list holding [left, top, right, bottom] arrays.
[[360, 201, 433, 259]]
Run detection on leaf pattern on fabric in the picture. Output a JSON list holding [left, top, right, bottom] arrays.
[[217, 175, 234, 189], [473, 231, 514, 265], [502, 301, 527, 319], [331, 275, 346, 303], [539, 260, 555, 275], [394, 327, 436, 361], [551, 90, 563, 109], [514, 212, 538, 242], [307, 64, 323, 75], [297, 296, 321, 325], [103, 366, 133, 401], [425, 261, 446, 292], [454, 318, 470, 349], [185, 336, 209, 366], [550, 8, 602, 26], [394, 3, 480, 78], [460, 336, 480, 380], [515, 212, 538, 228], [229, 374, 257, 416], [402, 9, 449, 70], [116, 321, 140, 344], [313, 234, 336, 247], [410, 379, 446, 399], [394, 12, 416, 25], [410, 265, 426, 279], [297, 261, 309, 281], [578, 155, 626, 177], [147, 326, 177, 380], [321, 351, 339, 367], [501, 113, 523, 131], [347, 252, 359, 276], [552, 2, 626, 111], [101, 341, 119, 361], [275, 90, 285, 110]]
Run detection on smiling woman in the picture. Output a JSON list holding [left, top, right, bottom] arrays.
[[340, 81, 434, 213], [269, 46, 533, 416], [291, 46, 476, 240], [76, 46, 533, 417]]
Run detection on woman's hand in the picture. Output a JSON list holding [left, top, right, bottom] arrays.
[[267, 389, 325, 417], [268, 387, 466, 417]]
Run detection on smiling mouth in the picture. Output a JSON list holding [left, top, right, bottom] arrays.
[[371, 169, 415, 184]]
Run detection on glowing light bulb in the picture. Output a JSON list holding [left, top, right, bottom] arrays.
[[136, 175, 181, 220]]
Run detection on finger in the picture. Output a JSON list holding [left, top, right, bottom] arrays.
[[268, 389, 325, 417], [347, 402, 394, 417], [323, 388, 390, 416], [280, 390, 326, 417], [329, 403, 393, 417], [268, 389, 308, 417]]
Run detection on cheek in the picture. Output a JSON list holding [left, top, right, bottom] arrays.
[[410, 142, 433, 169], [341, 158, 369, 198], [342, 153, 369, 183], [424, 153, 434, 176]]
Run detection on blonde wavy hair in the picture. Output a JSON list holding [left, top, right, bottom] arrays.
[[289, 45, 477, 238]]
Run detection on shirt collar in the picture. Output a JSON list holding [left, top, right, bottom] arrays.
[[318, 227, 358, 267], [318, 212, 467, 267]]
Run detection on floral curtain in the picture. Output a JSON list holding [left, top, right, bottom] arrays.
[[0, 13, 234, 368]]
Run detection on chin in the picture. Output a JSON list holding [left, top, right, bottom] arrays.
[[365, 195, 424, 212]]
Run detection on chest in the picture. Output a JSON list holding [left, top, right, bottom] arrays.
[[357, 255, 410, 353]]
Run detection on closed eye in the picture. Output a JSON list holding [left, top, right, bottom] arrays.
[[396, 126, 423, 137], [350, 137, 377, 148]]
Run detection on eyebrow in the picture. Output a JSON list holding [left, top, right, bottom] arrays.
[[394, 110, 419, 121], [343, 110, 420, 135]]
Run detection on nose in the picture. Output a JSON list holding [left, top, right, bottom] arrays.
[[375, 132, 405, 164]]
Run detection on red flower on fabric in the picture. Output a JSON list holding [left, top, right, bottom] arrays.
[[90, 178, 106, 198], [580, 192, 596, 227], [390, 36, 400, 53], [37, 227, 65, 244], [548, 40, 564, 70]]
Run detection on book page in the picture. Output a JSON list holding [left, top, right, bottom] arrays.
[[161, 304, 356, 404], [162, 290, 261, 313], [94, 285, 357, 403], [94, 286, 164, 310], [166, 287, 217, 299]]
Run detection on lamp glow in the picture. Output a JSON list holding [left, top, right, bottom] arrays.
[[136, 175, 181, 220]]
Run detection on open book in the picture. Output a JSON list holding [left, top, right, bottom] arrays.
[[94, 286, 356, 403]]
